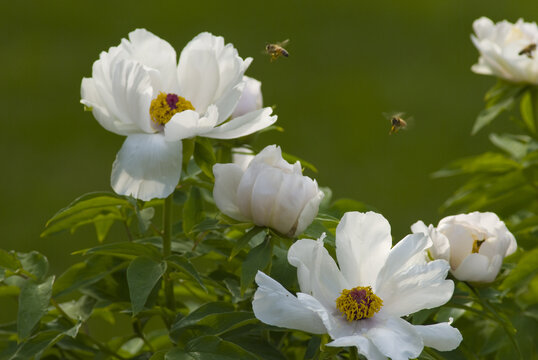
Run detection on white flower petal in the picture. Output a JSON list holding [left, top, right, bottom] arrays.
[[121, 29, 179, 92], [232, 76, 263, 119], [203, 107, 277, 139], [177, 40, 220, 113], [111, 133, 181, 201], [452, 253, 501, 283], [327, 336, 387, 360], [288, 238, 348, 307], [414, 321, 462, 352], [212, 163, 248, 221], [249, 166, 285, 231], [177, 32, 250, 113], [110, 59, 155, 134], [378, 259, 454, 317], [295, 188, 324, 236], [164, 105, 218, 141], [335, 212, 392, 288], [368, 317, 423, 360], [81, 77, 140, 136], [214, 82, 245, 124], [253, 272, 326, 334]]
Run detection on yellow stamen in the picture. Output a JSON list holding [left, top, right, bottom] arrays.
[[149, 92, 195, 125], [336, 286, 383, 322], [472, 236, 486, 254]]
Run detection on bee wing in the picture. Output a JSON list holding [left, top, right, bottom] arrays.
[[277, 39, 290, 47], [382, 111, 405, 120]]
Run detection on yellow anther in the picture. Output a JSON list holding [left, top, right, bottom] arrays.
[[149, 92, 195, 125], [336, 286, 383, 322]]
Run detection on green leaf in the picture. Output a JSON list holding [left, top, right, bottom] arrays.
[[183, 187, 204, 235], [18, 251, 49, 282], [74, 242, 162, 260], [10, 322, 81, 360], [229, 227, 264, 260], [93, 215, 115, 243], [329, 198, 373, 217], [520, 90, 536, 134], [241, 235, 272, 294], [472, 96, 516, 135], [53, 256, 128, 297], [166, 335, 257, 360], [194, 137, 217, 179], [127, 257, 167, 315], [500, 248, 538, 291], [41, 192, 129, 238], [489, 133, 530, 160], [17, 276, 54, 339], [0, 249, 21, 271], [167, 255, 207, 292], [432, 152, 520, 178]]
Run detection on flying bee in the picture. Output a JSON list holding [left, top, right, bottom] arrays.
[[384, 112, 409, 135], [265, 39, 290, 62], [518, 43, 536, 58]]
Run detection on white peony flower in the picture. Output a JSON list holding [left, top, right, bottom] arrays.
[[471, 17, 538, 84], [231, 76, 263, 118], [412, 212, 517, 283], [213, 145, 324, 237], [81, 29, 277, 201], [253, 211, 462, 359]]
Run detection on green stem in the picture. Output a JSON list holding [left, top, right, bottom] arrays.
[[162, 194, 175, 311]]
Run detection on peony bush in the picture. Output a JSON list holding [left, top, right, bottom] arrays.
[[1, 19, 538, 359]]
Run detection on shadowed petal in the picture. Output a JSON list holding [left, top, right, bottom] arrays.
[[253, 272, 326, 334], [111, 133, 181, 201]]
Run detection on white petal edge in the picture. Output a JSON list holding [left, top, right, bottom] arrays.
[[326, 336, 387, 360], [164, 105, 219, 141], [414, 321, 462, 352], [203, 107, 277, 139], [335, 211, 393, 288], [212, 163, 249, 221], [294, 188, 324, 236], [367, 316, 423, 360], [111, 133, 181, 201], [253, 272, 326, 334]]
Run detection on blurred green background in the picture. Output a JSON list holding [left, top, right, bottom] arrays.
[[2, 0, 537, 284]]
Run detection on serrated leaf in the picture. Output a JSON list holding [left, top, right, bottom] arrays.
[[0, 250, 21, 271], [500, 248, 538, 291], [17, 276, 54, 339], [229, 227, 264, 259], [167, 255, 207, 292], [183, 187, 204, 235], [194, 137, 217, 179], [520, 90, 536, 134], [127, 257, 167, 315], [41, 192, 129, 238], [241, 235, 272, 294], [73, 242, 161, 260], [166, 335, 257, 360]]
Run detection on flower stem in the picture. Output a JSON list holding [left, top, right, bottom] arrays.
[[162, 194, 175, 311]]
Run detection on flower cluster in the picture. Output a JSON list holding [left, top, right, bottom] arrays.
[[75, 25, 523, 359]]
